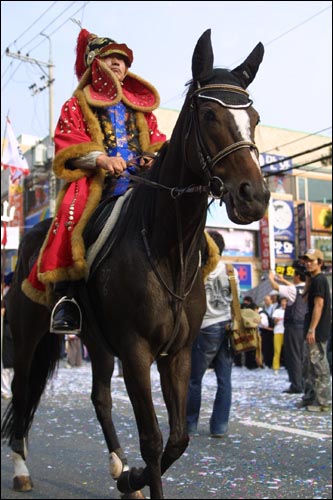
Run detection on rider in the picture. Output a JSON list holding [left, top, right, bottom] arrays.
[[22, 27, 166, 335]]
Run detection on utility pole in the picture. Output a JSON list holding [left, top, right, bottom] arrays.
[[6, 36, 56, 215]]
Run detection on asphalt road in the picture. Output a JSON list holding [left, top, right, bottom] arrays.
[[1, 362, 332, 499]]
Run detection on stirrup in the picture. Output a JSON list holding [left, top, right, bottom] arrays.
[[49, 296, 82, 335]]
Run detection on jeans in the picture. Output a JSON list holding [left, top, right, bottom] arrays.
[[186, 321, 233, 435]]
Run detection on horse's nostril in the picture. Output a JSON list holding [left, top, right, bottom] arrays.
[[239, 182, 253, 201]]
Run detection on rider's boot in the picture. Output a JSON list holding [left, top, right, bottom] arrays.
[[49, 281, 82, 335]]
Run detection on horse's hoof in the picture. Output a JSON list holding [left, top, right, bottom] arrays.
[[13, 475, 33, 492], [120, 491, 146, 499]]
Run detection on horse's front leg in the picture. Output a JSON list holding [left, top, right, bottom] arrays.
[[86, 342, 145, 499], [157, 347, 191, 474], [116, 351, 164, 499], [3, 350, 35, 492]]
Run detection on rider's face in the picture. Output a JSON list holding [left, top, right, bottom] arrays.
[[102, 55, 128, 82]]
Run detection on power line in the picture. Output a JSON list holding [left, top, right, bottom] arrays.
[[28, 1, 90, 53], [5, 1, 58, 51], [263, 154, 332, 178], [161, 4, 332, 109], [261, 142, 332, 169], [229, 4, 332, 67], [261, 127, 332, 155], [19, 1, 78, 53]]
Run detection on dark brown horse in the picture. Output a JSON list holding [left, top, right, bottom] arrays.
[[1, 30, 270, 499]]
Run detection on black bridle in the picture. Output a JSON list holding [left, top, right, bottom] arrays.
[[120, 84, 260, 355], [186, 83, 259, 198]]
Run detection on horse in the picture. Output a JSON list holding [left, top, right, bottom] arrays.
[[1, 29, 270, 499]]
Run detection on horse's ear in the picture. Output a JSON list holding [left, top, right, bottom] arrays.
[[192, 29, 214, 83], [231, 42, 264, 88]]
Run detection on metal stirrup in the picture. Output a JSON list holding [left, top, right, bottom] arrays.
[[49, 296, 82, 334]]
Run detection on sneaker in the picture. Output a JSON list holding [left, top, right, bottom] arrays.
[[295, 400, 313, 409], [306, 405, 331, 413], [210, 432, 227, 438], [283, 388, 302, 394]]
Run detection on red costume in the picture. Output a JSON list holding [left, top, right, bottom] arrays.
[[22, 29, 166, 306]]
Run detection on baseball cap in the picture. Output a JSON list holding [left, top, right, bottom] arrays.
[[269, 290, 279, 296], [301, 249, 324, 261]]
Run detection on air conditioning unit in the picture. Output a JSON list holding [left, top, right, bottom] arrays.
[[33, 144, 47, 166]]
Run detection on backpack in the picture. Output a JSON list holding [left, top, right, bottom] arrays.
[[260, 309, 274, 330], [284, 285, 307, 326]]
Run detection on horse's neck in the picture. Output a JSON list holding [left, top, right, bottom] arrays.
[[149, 132, 208, 256]]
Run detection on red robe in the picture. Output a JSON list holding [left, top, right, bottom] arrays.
[[23, 60, 166, 306]]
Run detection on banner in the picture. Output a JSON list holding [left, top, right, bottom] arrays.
[[259, 212, 271, 270], [1, 117, 30, 183], [272, 199, 295, 260], [296, 203, 308, 257]]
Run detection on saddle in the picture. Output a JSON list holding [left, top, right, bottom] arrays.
[[83, 189, 133, 279]]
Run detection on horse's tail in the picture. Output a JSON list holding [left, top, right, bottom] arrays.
[[1, 334, 62, 445]]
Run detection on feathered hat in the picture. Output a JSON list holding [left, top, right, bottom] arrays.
[[75, 28, 134, 81]]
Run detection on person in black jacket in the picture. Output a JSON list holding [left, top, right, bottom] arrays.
[[298, 249, 331, 412], [1, 272, 14, 399]]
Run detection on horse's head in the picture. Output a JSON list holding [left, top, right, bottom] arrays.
[[186, 29, 270, 224]]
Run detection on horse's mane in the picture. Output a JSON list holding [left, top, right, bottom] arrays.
[[123, 137, 172, 236]]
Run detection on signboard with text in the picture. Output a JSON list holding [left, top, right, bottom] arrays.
[[272, 199, 295, 260], [260, 153, 293, 174]]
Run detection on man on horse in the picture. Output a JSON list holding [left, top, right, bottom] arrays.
[[22, 27, 167, 335]]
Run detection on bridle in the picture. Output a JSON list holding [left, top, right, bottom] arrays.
[[186, 83, 259, 198], [118, 84, 260, 355]]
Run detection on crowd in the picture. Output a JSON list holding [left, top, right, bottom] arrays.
[[186, 243, 332, 438], [1, 28, 331, 440]]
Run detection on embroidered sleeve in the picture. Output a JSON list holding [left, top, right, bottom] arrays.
[[146, 112, 167, 144], [54, 97, 91, 154]]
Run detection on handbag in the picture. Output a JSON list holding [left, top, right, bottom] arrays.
[[226, 264, 262, 356]]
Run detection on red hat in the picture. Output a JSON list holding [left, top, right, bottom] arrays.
[[75, 28, 134, 80]]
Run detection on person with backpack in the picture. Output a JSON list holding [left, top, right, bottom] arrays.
[[269, 265, 307, 393]]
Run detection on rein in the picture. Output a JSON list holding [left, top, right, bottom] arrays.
[[115, 84, 259, 355]]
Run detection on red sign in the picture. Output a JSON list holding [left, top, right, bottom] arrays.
[[259, 213, 270, 270]]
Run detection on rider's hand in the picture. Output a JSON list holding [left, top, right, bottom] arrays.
[[139, 155, 155, 170], [96, 154, 127, 176]]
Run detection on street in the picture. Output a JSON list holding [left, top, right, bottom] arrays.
[[1, 361, 332, 499]]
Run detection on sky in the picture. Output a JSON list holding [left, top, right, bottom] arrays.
[[1, 1, 332, 143]]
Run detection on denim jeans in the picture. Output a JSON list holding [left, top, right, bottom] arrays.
[[186, 321, 233, 435]]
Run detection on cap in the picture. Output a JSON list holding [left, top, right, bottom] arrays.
[[301, 249, 324, 261], [75, 28, 133, 80], [269, 290, 279, 296]]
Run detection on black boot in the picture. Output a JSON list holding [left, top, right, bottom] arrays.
[[50, 282, 82, 335]]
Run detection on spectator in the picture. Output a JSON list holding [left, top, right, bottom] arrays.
[[65, 335, 83, 368], [269, 290, 280, 313], [187, 231, 238, 438], [272, 297, 288, 374], [297, 249, 331, 412], [260, 295, 275, 368], [1, 272, 14, 399], [269, 266, 307, 393]]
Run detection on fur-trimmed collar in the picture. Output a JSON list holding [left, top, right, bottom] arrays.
[[77, 58, 160, 112]]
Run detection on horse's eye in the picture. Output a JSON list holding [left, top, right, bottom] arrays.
[[202, 109, 216, 122]]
